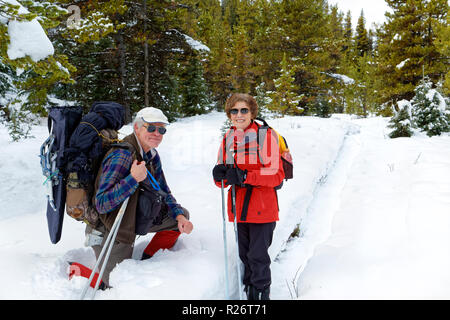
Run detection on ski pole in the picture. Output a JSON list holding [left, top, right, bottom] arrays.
[[231, 184, 244, 300], [80, 197, 130, 300], [221, 180, 230, 300]]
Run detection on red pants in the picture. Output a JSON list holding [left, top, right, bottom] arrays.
[[143, 230, 181, 257]]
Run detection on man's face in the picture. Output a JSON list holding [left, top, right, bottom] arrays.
[[135, 122, 166, 152]]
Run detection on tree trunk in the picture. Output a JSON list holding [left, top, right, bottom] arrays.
[[116, 29, 131, 123], [143, 0, 149, 108]]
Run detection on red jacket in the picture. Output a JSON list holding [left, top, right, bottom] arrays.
[[215, 121, 285, 223]]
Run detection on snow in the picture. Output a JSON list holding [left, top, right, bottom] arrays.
[[183, 34, 210, 53], [329, 73, 355, 85], [1, 0, 54, 62], [1, 111, 450, 300], [426, 89, 448, 112], [396, 58, 409, 69]]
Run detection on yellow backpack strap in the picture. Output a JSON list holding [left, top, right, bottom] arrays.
[[271, 128, 289, 153], [79, 121, 122, 144]]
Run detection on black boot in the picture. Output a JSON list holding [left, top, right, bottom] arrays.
[[249, 286, 270, 300], [245, 284, 255, 300]]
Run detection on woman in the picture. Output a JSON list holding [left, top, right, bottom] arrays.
[[212, 93, 285, 300]]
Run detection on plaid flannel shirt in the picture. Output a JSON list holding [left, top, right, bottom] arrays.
[[95, 148, 184, 219]]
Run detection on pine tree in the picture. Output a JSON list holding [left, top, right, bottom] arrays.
[[254, 81, 271, 117], [344, 52, 378, 117], [388, 101, 413, 138], [267, 53, 302, 115], [342, 10, 353, 65], [230, 24, 254, 93], [272, 0, 331, 112], [249, 0, 279, 90], [433, 13, 450, 96], [177, 56, 212, 117], [411, 77, 450, 137], [355, 10, 370, 57], [376, 0, 449, 114], [202, 4, 233, 110]]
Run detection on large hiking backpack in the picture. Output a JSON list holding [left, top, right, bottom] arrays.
[[254, 117, 293, 185], [40, 101, 125, 244]]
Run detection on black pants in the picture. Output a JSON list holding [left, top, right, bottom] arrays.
[[237, 222, 276, 291]]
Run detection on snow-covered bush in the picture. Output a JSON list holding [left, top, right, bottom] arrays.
[[387, 100, 413, 138], [388, 78, 450, 138], [411, 78, 450, 137]]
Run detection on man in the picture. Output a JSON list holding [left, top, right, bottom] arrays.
[[73, 107, 193, 289]]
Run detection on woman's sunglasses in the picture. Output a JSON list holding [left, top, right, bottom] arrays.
[[230, 108, 250, 115], [143, 124, 167, 135]]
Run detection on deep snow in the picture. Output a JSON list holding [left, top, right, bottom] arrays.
[[1, 111, 450, 300]]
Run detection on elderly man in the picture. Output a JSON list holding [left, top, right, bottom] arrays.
[[73, 107, 193, 289]]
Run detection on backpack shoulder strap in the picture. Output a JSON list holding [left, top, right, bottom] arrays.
[[102, 141, 138, 167], [253, 118, 271, 166]]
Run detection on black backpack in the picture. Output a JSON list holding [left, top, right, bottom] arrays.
[[40, 102, 125, 244]]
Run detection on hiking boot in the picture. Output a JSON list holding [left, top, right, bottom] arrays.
[[141, 252, 153, 260], [244, 284, 252, 300], [249, 285, 270, 300]]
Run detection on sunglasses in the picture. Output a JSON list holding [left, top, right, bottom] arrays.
[[230, 108, 250, 115], [143, 124, 167, 135]]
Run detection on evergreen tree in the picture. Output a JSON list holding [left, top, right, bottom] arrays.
[[176, 56, 212, 117], [272, 0, 330, 112], [267, 53, 302, 115], [355, 10, 370, 57], [230, 24, 254, 93], [387, 100, 413, 138], [342, 10, 353, 65], [311, 94, 332, 118], [433, 13, 450, 96], [376, 0, 448, 114], [203, 6, 233, 110], [254, 81, 271, 117], [344, 52, 378, 117], [323, 4, 346, 114], [411, 77, 450, 137], [249, 0, 279, 90]]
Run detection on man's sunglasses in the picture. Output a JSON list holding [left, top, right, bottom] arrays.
[[230, 108, 250, 115], [143, 124, 167, 135]]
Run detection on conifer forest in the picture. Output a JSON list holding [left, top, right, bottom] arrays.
[[0, 0, 449, 140]]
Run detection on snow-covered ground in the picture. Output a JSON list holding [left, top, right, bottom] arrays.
[[1, 111, 450, 300]]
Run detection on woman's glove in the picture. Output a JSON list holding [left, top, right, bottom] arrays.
[[212, 164, 228, 182], [225, 166, 247, 185]]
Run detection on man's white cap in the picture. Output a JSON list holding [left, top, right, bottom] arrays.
[[136, 107, 169, 125]]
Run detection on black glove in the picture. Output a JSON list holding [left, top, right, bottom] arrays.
[[212, 164, 228, 182], [225, 166, 247, 185]]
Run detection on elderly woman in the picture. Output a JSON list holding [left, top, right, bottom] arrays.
[[212, 93, 285, 300]]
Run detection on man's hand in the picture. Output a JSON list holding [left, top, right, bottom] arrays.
[[176, 214, 193, 234], [130, 160, 147, 182]]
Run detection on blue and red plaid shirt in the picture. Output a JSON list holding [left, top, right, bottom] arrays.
[[95, 148, 184, 219]]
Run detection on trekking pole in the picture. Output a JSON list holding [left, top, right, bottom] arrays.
[[80, 197, 130, 300], [231, 184, 244, 300], [220, 180, 230, 300]]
